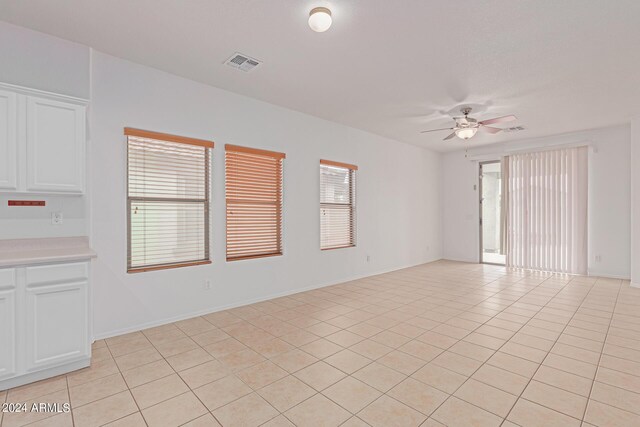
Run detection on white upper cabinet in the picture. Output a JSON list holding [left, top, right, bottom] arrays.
[[0, 89, 18, 190], [0, 84, 87, 194], [26, 96, 86, 193]]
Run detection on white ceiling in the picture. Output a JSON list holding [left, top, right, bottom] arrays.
[[2, 0, 639, 152]]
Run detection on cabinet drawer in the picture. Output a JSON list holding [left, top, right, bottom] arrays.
[[26, 262, 88, 286], [0, 268, 16, 289]]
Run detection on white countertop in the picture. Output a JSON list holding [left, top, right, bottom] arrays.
[[0, 237, 96, 267]]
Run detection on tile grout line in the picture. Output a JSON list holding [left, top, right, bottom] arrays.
[[151, 328, 231, 427], [107, 329, 195, 425], [94, 339, 149, 427], [413, 272, 568, 424], [279, 272, 508, 423], [175, 272, 596, 426], [325, 274, 629, 425], [498, 276, 605, 426], [356, 275, 592, 423], [65, 376, 75, 427], [581, 279, 623, 422], [431, 273, 573, 425], [145, 327, 267, 427], [167, 317, 326, 426], [310, 270, 632, 424], [259, 268, 525, 424]]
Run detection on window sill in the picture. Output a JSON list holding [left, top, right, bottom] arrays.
[[127, 260, 211, 273], [226, 252, 283, 262], [321, 244, 356, 251]]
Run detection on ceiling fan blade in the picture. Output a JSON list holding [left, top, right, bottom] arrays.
[[479, 115, 517, 126], [420, 127, 454, 134], [479, 125, 502, 134], [443, 132, 456, 141]]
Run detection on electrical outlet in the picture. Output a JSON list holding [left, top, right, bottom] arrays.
[[51, 212, 63, 225], [366, 255, 370, 262], [595, 255, 602, 263], [203, 280, 211, 290]]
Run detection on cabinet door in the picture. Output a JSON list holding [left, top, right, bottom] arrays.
[[25, 263, 89, 371], [26, 96, 85, 193], [0, 90, 18, 190], [0, 269, 17, 380]]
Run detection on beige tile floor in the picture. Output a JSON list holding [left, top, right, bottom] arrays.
[[2, 260, 640, 427]]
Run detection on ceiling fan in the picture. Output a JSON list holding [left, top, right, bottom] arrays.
[[421, 107, 517, 141]]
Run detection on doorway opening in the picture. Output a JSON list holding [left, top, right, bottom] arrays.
[[479, 161, 505, 265]]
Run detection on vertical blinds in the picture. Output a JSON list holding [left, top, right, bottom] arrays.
[[225, 144, 285, 261], [126, 128, 212, 272], [505, 146, 588, 274], [320, 160, 357, 250]]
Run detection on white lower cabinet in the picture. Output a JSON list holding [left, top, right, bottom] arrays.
[[0, 268, 17, 380], [0, 261, 91, 390]]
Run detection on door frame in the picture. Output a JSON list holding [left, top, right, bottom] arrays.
[[479, 160, 504, 265]]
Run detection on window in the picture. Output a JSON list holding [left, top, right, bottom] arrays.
[[126, 128, 212, 272], [320, 160, 357, 250], [225, 144, 285, 261]]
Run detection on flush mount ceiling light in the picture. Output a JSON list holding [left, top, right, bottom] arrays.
[[455, 127, 478, 140], [309, 7, 332, 32]]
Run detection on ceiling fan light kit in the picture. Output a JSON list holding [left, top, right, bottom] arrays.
[[455, 127, 478, 140], [421, 107, 518, 142]]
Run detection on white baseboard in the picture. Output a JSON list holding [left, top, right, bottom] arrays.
[[93, 257, 443, 341], [631, 282, 640, 288], [441, 257, 478, 263], [587, 271, 631, 280], [442, 260, 632, 280]]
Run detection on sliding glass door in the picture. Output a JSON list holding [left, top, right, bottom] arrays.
[[480, 161, 505, 265]]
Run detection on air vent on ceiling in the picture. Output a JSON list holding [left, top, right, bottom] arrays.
[[224, 52, 262, 72], [503, 126, 525, 133]]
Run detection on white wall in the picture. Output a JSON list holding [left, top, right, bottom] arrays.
[[0, 22, 90, 99], [90, 52, 442, 338], [442, 125, 631, 279], [631, 117, 640, 286], [0, 194, 87, 239], [0, 22, 90, 239]]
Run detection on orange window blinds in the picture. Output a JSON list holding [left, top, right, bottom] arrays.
[[225, 144, 285, 261], [125, 128, 213, 272], [320, 160, 357, 250]]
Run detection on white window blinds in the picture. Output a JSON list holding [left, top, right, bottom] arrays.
[[320, 160, 357, 250], [505, 146, 588, 274], [126, 128, 212, 272], [225, 144, 285, 261]]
